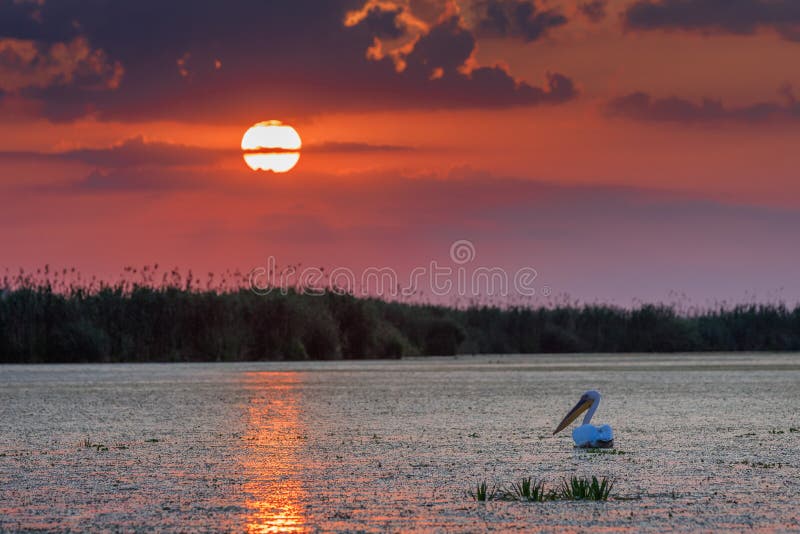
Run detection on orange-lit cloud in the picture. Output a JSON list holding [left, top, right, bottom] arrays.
[[0, 37, 122, 92], [0, 0, 577, 122]]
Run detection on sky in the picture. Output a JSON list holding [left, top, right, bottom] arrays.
[[2, 0, 799, 306]]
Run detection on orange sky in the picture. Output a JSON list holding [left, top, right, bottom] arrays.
[[2, 0, 800, 305]]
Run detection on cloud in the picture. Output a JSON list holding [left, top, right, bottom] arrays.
[[0, 36, 122, 92], [360, 5, 408, 39], [60, 137, 229, 168], [0, 136, 418, 169], [622, 0, 800, 41], [74, 168, 201, 192], [370, 16, 577, 108], [306, 141, 415, 153], [0, 136, 229, 168], [0, 0, 578, 123], [606, 89, 800, 123], [578, 0, 607, 23], [473, 0, 568, 42]]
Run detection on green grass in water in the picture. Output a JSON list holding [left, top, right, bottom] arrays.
[[469, 475, 614, 502], [469, 481, 498, 502], [559, 476, 614, 501], [507, 477, 547, 502]]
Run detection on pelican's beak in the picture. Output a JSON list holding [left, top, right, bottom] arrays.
[[553, 397, 593, 435]]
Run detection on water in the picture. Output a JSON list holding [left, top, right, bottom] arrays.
[[2, 354, 800, 532]]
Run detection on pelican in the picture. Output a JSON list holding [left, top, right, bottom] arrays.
[[553, 390, 614, 448]]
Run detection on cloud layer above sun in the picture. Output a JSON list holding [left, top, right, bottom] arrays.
[[1, 0, 798, 125], [0, 0, 581, 123]]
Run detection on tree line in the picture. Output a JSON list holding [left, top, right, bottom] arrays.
[[1, 282, 799, 362]]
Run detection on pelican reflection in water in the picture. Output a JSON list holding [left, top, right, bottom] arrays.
[[553, 390, 614, 448]]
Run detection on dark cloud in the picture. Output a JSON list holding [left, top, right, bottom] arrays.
[[0, 137, 229, 168], [306, 142, 414, 153], [75, 168, 201, 192], [60, 137, 228, 168], [474, 0, 568, 41], [409, 16, 475, 72], [0, 136, 418, 168], [360, 5, 407, 39], [606, 90, 800, 123], [391, 16, 576, 107], [623, 0, 800, 41], [0, 0, 578, 123], [578, 0, 608, 23]]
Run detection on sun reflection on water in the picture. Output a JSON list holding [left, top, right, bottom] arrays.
[[241, 372, 308, 533]]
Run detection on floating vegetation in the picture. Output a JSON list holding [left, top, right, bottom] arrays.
[[738, 460, 782, 469], [81, 438, 108, 452], [145, 438, 160, 443], [469, 481, 498, 502], [585, 448, 626, 455], [81, 437, 108, 451], [615, 495, 643, 501], [769, 429, 785, 435]]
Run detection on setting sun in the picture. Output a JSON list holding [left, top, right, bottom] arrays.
[[241, 120, 302, 173]]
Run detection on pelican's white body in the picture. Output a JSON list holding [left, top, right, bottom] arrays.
[[572, 423, 613, 448], [571, 390, 614, 447]]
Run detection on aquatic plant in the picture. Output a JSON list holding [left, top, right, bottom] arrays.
[[585, 448, 626, 455], [469, 481, 498, 502], [559, 476, 614, 501], [469, 475, 615, 502], [507, 477, 546, 502]]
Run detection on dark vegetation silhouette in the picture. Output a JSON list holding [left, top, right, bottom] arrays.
[[1, 267, 799, 363]]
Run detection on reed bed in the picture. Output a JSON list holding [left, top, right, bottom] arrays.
[[2, 266, 799, 362]]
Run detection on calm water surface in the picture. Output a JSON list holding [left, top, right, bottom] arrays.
[[1, 353, 800, 532]]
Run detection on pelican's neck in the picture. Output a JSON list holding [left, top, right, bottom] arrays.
[[582, 391, 601, 425]]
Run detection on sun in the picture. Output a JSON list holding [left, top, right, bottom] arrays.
[[241, 120, 302, 173]]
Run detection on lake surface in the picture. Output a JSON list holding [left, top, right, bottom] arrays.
[[2, 354, 800, 532]]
